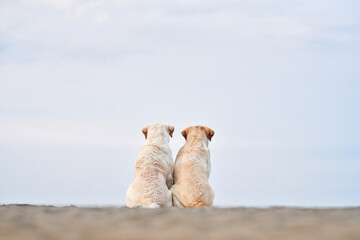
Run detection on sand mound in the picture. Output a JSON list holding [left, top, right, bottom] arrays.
[[1, 205, 359, 240]]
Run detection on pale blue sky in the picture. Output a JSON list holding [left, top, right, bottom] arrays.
[[0, 0, 359, 206]]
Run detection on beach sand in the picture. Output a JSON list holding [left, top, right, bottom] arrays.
[[0, 205, 359, 240]]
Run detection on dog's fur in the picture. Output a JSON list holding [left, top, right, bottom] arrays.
[[126, 124, 174, 208], [171, 126, 215, 207]]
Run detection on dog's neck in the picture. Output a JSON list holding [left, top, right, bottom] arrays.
[[145, 135, 169, 146], [185, 135, 209, 148], [184, 135, 211, 175]]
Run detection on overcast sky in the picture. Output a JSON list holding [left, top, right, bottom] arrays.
[[0, 0, 359, 207]]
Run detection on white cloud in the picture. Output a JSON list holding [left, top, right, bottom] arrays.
[[27, 0, 77, 10], [94, 13, 110, 23], [215, 136, 294, 150], [1, 0, 357, 63], [0, 119, 142, 148]]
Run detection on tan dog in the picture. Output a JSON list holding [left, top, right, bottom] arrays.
[[126, 124, 174, 208], [171, 126, 215, 207]]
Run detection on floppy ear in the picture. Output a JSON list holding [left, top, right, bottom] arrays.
[[142, 127, 148, 139], [207, 128, 215, 141], [181, 129, 187, 140], [168, 126, 174, 138]]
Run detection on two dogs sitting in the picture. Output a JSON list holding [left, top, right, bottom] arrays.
[[126, 124, 214, 208]]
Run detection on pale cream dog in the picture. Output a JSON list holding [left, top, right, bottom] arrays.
[[126, 124, 174, 208], [171, 126, 215, 207]]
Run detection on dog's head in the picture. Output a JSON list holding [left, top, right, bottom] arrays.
[[181, 125, 214, 143], [142, 123, 174, 140]]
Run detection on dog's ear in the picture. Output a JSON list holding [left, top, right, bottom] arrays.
[[181, 129, 187, 140], [168, 126, 174, 138], [206, 128, 215, 141], [142, 127, 148, 139]]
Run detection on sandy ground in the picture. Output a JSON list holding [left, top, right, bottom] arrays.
[[0, 205, 359, 240]]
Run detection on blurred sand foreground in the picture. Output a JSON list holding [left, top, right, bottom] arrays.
[[0, 205, 359, 240]]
